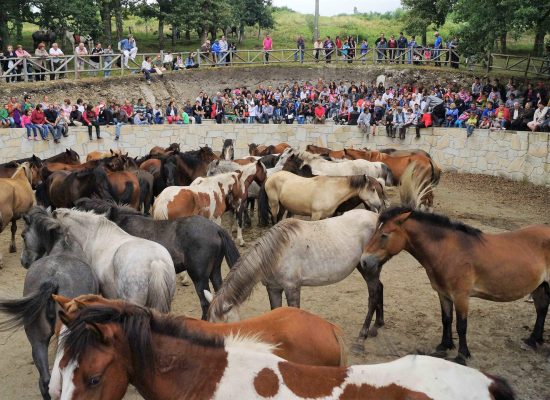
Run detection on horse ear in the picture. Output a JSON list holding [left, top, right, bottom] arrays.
[[52, 294, 72, 311], [203, 290, 214, 303], [58, 310, 74, 326], [66, 149, 70, 154], [85, 322, 115, 344], [110, 149, 114, 155], [395, 212, 412, 225]]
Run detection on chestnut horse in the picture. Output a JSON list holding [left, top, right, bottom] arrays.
[[150, 143, 180, 157], [0, 155, 43, 188], [249, 142, 289, 156], [85, 148, 123, 162], [305, 144, 346, 159], [43, 149, 81, 166], [52, 301, 515, 400], [53, 294, 346, 366], [360, 206, 550, 364], [0, 163, 35, 268]]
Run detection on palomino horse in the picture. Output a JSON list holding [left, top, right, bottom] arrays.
[[0, 163, 35, 267], [0, 207, 98, 399], [163, 146, 219, 186], [0, 155, 43, 187], [305, 144, 346, 159], [221, 138, 235, 160], [262, 171, 386, 223], [52, 208, 176, 312], [249, 142, 289, 156], [53, 294, 346, 366], [150, 142, 180, 157], [361, 206, 550, 364], [208, 210, 383, 328], [85, 148, 123, 162], [153, 171, 246, 245], [75, 198, 240, 320], [288, 149, 394, 186], [53, 302, 515, 400]]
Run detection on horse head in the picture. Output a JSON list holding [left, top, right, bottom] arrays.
[[199, 146, 218, 162], [66, 148, 81, 164], [163, 156, 178, 187], [204, 290, 241, 322], [21, 207, 65, 268]]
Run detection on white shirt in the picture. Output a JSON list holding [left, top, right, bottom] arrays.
[[141, 60, 152, 70], [49, 48, 64, 63]]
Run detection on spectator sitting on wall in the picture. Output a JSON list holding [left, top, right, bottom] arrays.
[[185, 53, 198, 69], [314, 102, 326, 124]]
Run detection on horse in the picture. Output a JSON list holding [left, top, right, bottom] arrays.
[[261, 171, 385, 224], [0, 163, 35, 267], [74, 198, 240, 320], [43, 149, 81, 166], [249, 142, 289, 156], [288, 149, 394, 186], [150, 143, 180, 157], [105, 168, 141, 210], [54, 294, 347, 366], [163, 146, 219, 186], [53, 302, 515, 400], [85, 149, 123, 162], [65, 31, 93, 50], [207, 210, 383, 325], [52, 208, 176, 313], [139, 156, 170, 197], [0, 155, 44, 188], [0, 207, 98, 400], [360, 206, 550, 365], [32, 29, 57, 50], [152, 171, 246, 245], [43, 153, 124, 174], [122, 156, 154, 214], [221, 139, 235, 160], [35, 166, 115, 209], [305, 144, 346, 159]]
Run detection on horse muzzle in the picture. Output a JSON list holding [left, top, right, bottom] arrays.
[[360, 254, 381, 276]]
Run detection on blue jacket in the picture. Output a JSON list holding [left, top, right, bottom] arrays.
[[119, 39, 135, 51]]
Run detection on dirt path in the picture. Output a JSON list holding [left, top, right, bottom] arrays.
[[0, 172, 549, 399]]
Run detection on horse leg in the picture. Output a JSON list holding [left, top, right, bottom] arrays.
[[268, 198, 280, 225], [26, 325, 53, 400], [209, 265, 223, 293], [523, 282, 550, 348], [353, 266, 381, 353], [375, 281, 384, 327], [284, 286, 301, 308], [235, 208, 245, 247], [434, 294, 455, 355], [266, 285, 283, 309], [9, 219, 17, 253], [192, 277, 211, 320], [454, 297, 471, 364]]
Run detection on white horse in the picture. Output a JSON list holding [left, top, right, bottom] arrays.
[[291, 148, 394, 186], [52, 208, 176, 312], [207, 209, 380, 322]]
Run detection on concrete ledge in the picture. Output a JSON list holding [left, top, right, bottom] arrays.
[[1, 124, 548, 186]]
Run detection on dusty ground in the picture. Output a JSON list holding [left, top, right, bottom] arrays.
[[0, 171, 549, 399]]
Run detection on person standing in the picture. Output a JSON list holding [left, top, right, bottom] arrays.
[[433, 31, 443, 66], [118, 34, 138, 68], [103, 44, 113, 77], [48, 42, 65, 80], [324, 36, 334, 63], [347, 36, 356, 64], [74, 42, 88, 78], [90, 42, 104, 76], [218, 36, 228, 65], [295, 35, 305, 63], [263, 34, 273, 63], [397, 32, 408, 64], [34, 42, 48, 81], [407, 35, 416, 64], [314, 38, 323, 62]]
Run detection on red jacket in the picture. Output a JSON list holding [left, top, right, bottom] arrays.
[[421, 113, 432, 127], [495, 107, 510, 121], [314, 105, 325, 118], [82, 110, 97, 125], [31, 109, 46, 124]]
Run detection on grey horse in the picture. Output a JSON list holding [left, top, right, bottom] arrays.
[[0, 207, 98, 400]]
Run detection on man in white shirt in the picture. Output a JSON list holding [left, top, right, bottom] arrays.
[[49, 43, 65, 80], [381, 88, 393, 103]]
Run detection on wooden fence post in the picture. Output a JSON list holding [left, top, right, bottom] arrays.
[[486, 52, 492, 73], [524, 54, 531, 78]]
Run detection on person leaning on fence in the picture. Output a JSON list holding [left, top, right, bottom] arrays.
[[263, 34, 273, 63], [15, 45, 33, 81], [313, 39, 323, 62], [407, 35, 416, 64], [433, 32, 443, 66], [397, 32, 407, 64], [118, 35, 138, 68], [360, 40, 369, 63], [295, 35, 305, 63], [74, 43, 88, 78], [48, 43, 65, 80], [90, 42, 104, 76], [34, 43, 48, 81], [2, 45, 18, 83], [103, 44, 114, 77]]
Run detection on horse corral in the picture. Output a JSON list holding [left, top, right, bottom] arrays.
[[0, 142, 548, 399]]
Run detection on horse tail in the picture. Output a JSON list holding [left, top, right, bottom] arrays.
[[398, 162, 434, 210], [333, 325, 348, 366], [257, 183, 270, 226], [147, 260, 176, 313], [429, 158, 441, 185], [207, 220, 300, 321], [35, 181, 51, 208], [218, 228, 240, 268], [137, 176, 151, 214], [381, 163, 394, 186], [118, 182, 134, 205], [485, 374, 516, 400], [0, 279, 58, 332]]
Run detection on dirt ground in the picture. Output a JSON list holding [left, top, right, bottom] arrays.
[[0, 171, 549, 399]]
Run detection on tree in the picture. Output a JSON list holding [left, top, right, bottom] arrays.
[[33, 0, 102, 39], [0, 1, 33, 46], [401, 0, 454, 45], [512, 1, 550, 56]]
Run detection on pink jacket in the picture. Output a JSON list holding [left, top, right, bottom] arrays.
[[21, 115, 32, 127], [263, 37, 273, 51]]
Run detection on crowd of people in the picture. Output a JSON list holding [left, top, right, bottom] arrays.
[[1, 78, 548, 143]]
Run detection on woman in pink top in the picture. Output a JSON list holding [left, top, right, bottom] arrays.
[[263, 34, 273, 63], [15, 45, 33, 81], [21, 108, 39, 140]]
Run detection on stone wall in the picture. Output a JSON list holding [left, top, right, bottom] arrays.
[[1, 123, 549, 186]]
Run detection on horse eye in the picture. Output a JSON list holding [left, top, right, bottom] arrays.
[[88, 376, 102, 386], [380, 233, 389, 240]]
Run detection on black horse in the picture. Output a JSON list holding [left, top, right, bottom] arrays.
[[0, 207, 98, 400], [32, 30, 57, 50], [74, 198, 240, 320], [221, 139, 235, 160]]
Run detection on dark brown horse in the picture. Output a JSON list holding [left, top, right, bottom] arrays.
[[305, 144, 346, 159], [359, 207, 550, 364], [106, 168, 141, 210], [163, 147, 218, 187], [249, 142, 290, 156], [43, 148, 81, 165], [150, 143, 180, 157]]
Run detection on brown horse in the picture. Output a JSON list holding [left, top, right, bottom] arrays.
[[106, 169, 141, 210], [249, 142, 290, 156], [306, 144, 346, 159], [85, 148, 123, 162], [360, 206, 550, 364], [0, 155, 43, 188], [163, 147, 219, 187], [52, 300, 515, 400], [0, 163, 35, 267], [150, 143, 180, 157], [54, 294, 346, 366], [43, 149, 81, 166]]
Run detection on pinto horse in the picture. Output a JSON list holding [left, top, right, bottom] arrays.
[[305, 144, 346, 159], [249, 142, 289, 156], [53, 301, 515, 400], [0, 163, 35, 268], [360, 206, 550, 364]]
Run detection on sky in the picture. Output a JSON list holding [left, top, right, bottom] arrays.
[[271, 0, 402, 16]]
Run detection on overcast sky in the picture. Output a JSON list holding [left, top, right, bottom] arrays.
[[272, 0, 402, 16]]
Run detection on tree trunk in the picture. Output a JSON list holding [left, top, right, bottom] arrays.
[[158, 15, 165, 50], [421, 30, 427, 47], [185, 29, 190, 40], [0, 10, 10, 46], [101, 0, 112, 43], [171, 26, 176, 48], [499, 32, 507, 53], [238, 25, 244, 43], [533, 26, 546, 57], [209, 28, 217, 41], [199, 27, 206, 44], [114, 0, 123, 41]]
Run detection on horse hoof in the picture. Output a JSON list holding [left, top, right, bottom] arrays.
[[522, 337, 538, 349], [178, 272, 191, 287], [368, 327, 378, 337], [9, 245, 16, 253], [351, 342, 365, 355], [453, 355, 467, 365], [375, 320, 385, 328]]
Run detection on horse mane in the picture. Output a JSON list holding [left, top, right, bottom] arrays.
[[176, 149, 203, 169], [297, 150, 322, 162], [223, 139, 233, 147], [62, 304, 224, 375], [208, 219, 302, 319], [379, 207, 483, 238], [26, 206, 70, 252], [348, 175, 369, 189]]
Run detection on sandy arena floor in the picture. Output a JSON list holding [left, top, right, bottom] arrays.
[[0, 171, 549, 399]]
